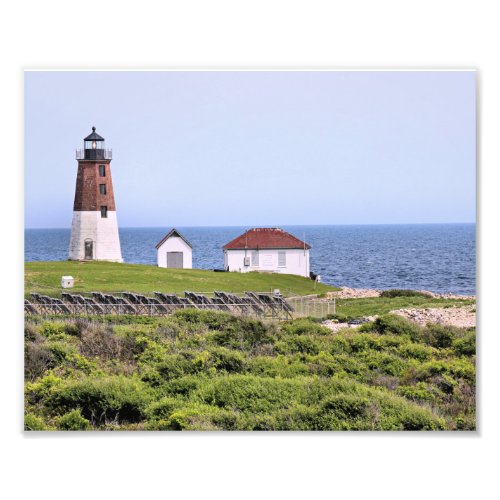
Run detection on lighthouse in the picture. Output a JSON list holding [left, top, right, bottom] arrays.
[[68, 127, 123, 262]]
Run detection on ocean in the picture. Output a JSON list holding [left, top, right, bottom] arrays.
[[24, 224, 476, 295]]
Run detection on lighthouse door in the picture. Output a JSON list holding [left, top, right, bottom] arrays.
[[84, 240, 94, 260], [167, 251, 183, 268]]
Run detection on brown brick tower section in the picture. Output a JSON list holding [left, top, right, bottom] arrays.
[[73, 160, 116, 211]]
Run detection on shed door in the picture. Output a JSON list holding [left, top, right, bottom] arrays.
[[167, 251, 183, 268]]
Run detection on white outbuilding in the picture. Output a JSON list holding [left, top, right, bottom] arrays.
[[155, 228, 193, 269], [223, 227, 311, 277]]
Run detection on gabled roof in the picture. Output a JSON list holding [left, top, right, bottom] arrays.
[[223, 228, 311, 251], [155, 228, 193, 249]]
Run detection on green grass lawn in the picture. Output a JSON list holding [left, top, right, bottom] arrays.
[[25, 261, 339, 297]]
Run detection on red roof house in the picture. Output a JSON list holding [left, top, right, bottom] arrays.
[[223, 228, 311, 251], [223, 228, 311, 277]]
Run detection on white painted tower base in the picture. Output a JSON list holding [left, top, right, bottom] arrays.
[[69, 211, 123, 262]]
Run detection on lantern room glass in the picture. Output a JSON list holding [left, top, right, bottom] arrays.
[[84, 140, 104, 150]]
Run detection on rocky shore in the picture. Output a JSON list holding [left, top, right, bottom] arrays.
[[326, 287, 475, 301], [321, 287, 476, 331]]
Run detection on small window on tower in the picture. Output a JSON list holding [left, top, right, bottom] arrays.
[[99, 184, 107, 195], [99, 165, 106, 177], [101, 206, 108, 218]]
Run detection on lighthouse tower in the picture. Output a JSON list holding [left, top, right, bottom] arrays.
[[68, 127, 123, 262]]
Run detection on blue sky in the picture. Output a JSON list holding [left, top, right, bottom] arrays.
[[24, 70, 476, 228]]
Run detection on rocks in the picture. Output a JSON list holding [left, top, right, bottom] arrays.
[[325, 287, 475, 301], [390, 305, 476, 328], [322, 320, 357, 332], [326, 287, 381, 299], [322, 316, 376, 332]]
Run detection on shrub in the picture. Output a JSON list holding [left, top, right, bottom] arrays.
[[423, 324, 463, 349], [24, 342, 55, 381], [25, 414, 49, 431], [24, 323, 40, 342], [79, 324, 128, 361], [174, 309, 233, 328], [39, 322, 67, 338], [281, 318, 331, 336], [358, 352, 407, 377], [145, 397, 183, 420], [249, 355, 309, 378], [453, 331, 476, 356], [154, 354, 191, 380], [398, 343, 435, 361], [145, 403, 240, 431], [47, 376, 153, 425], [397, 383, 435, 402], [57, 409, 91, 430], [322, 394, 370, 420], [63, 321, 86, 337], [371, 315, 422, 340], [192, 375, 307, 414], [380, 289, 433, 298], [208, 347, 246, 373], [25, 374, 64, 405]]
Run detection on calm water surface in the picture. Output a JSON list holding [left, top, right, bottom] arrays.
[[24, 224, 476, 295]]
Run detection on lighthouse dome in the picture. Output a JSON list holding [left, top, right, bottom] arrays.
[[84, 126, 105, 142]]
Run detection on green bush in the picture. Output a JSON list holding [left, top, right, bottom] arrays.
[[192, 375, 307, 414], [249, 355, 309, 378], [145, 403, 241, 431], [322, 394, 370, 420], [275, 335, 320, 355], [144, 397, 183, 420], [423, 324, 463, 349], [24, 342, 55, 381], [453, 331, 476, 356], [57, 409, 91, 430], [40, 321, 67, 338], [370, 315, 423, 340], [397, 383, 435, 402], [281, 318, 331, 336], [208, 347, 246, 373], [47, 376, 153, 425], [25, 413, 49, 431]]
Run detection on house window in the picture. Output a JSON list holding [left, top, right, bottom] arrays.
[[278, 251, 287, 267], [251, 251, 259, 266], [99, 184, 107, 195], [99, 165, 106, 177], [100, 206, 108, 218]]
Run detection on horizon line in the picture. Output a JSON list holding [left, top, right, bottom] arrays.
[[25, 221, 476, 230]]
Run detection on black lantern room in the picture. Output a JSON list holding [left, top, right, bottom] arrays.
[[82, 127, 111, 160]]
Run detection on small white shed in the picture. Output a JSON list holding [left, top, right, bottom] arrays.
[[155, 228, 193, 269]]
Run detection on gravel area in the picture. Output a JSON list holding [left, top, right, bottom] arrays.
[[326, 287, 381, 299], [390, 305, 476, 328], [325, 287, 474, 301]]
